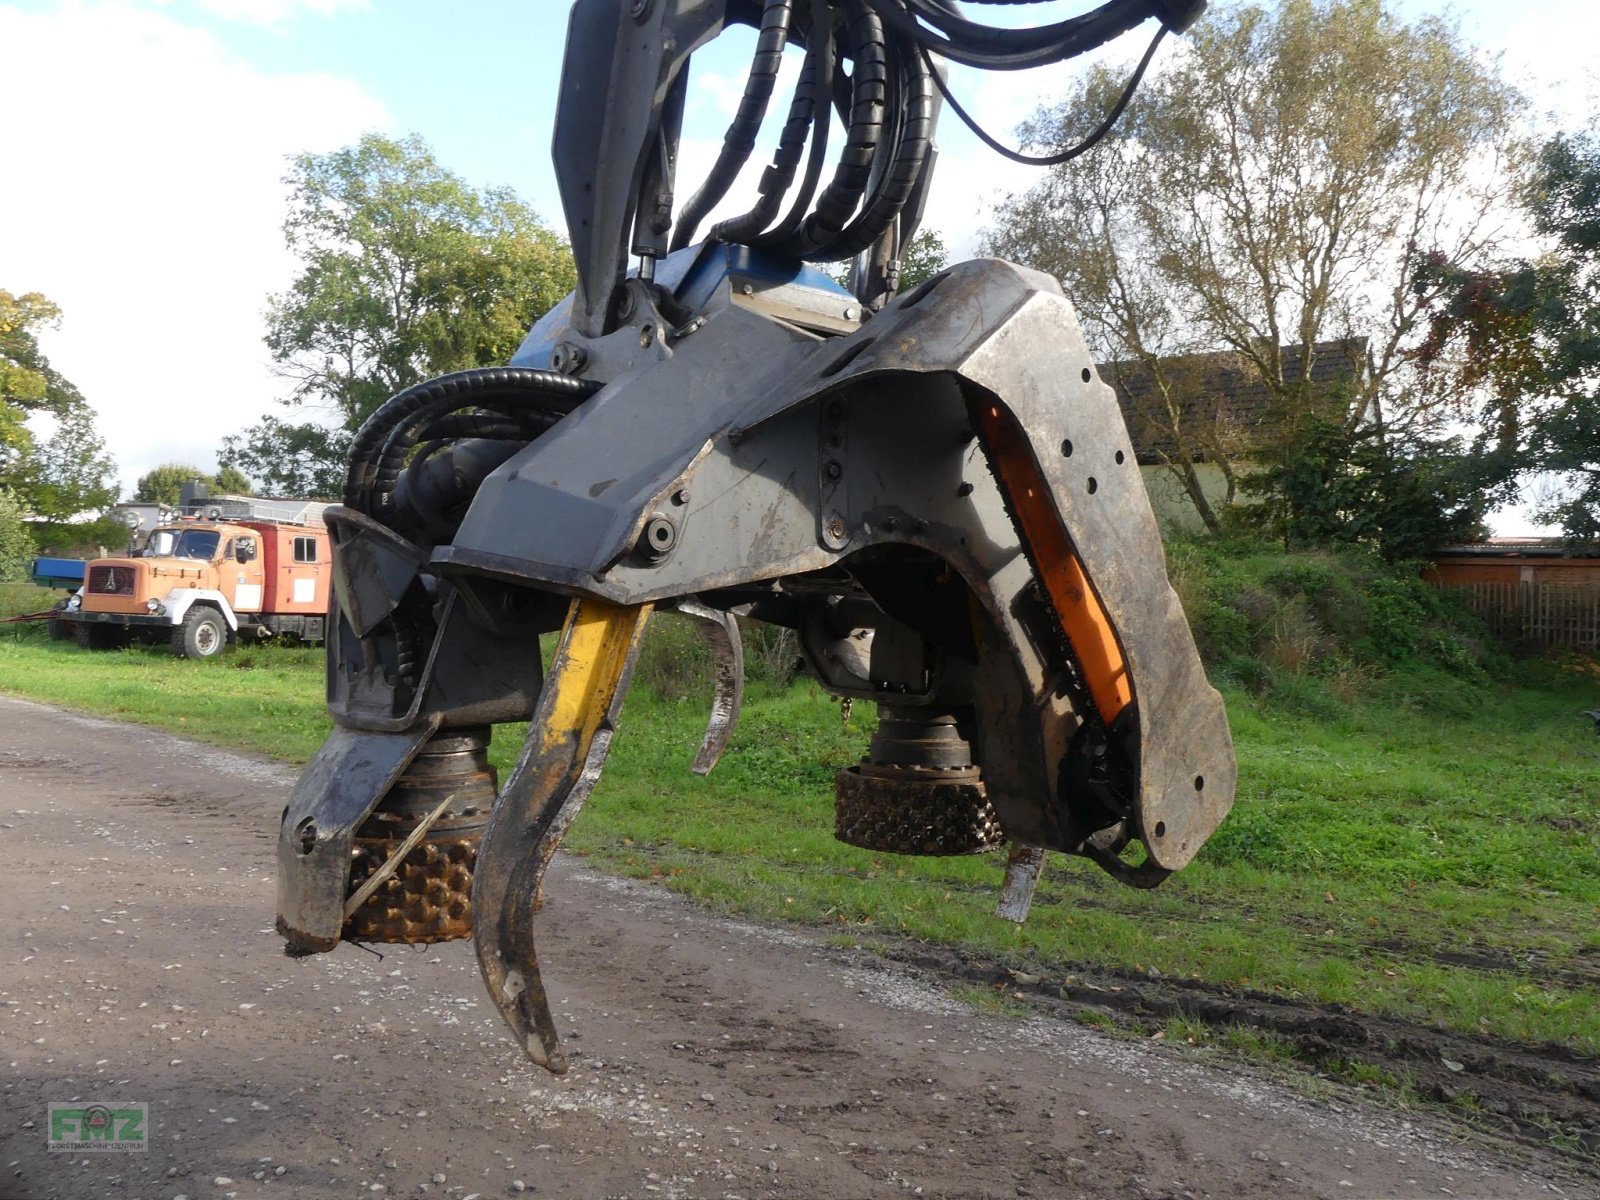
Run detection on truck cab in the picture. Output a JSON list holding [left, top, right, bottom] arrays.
[[67, 516, 331, 657]]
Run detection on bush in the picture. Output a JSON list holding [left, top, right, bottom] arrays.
[[1163, 532, 1503, 711], [638, 535, 1504, 716], [0, 489, 36, 583], [635, 612, 803, 702], [1238, 414, 1496, 562], [740, 620, 800, 687], [636, 613, 715, 702]]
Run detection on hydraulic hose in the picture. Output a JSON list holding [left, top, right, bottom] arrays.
[[670, 0, 796, 251], [344, 367, 599, 519], [810, 24, 935, 262], [769, 0, 889, 259], [341, 366, 598, 694], [750, 6, 838, 249], [711, 2, 835, 244], [871, 0, 1159, 70]]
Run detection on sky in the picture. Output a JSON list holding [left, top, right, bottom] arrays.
[[2, 0, 1596, 531]]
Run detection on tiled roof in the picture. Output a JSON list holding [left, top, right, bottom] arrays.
[[1097, 339, 1368, 464]]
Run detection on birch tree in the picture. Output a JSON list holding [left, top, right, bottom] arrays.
[[985, 0, 1526, 534]]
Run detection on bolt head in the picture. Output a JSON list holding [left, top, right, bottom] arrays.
[[552, 341, 587, 375], [638, 513, 677, 562]]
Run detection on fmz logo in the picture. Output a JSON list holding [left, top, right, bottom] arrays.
[[48, 1103, 147, 1152]]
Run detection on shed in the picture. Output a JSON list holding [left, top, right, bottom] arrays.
[[1426, 539, 1600, 651]]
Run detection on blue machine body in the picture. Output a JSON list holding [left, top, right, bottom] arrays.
[[510, 242, 852, 371]]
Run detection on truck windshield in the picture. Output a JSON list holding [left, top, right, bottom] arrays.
[[148, 529, 222, 560]]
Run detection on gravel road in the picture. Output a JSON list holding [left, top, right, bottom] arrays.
[[0, 694, 1584, 1200]]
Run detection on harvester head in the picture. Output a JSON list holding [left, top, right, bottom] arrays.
[[276, 0, 1229, 1073]]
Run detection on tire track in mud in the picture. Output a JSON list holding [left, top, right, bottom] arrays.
[[869, 940, 1600, 1166], [1369, 939, 1600, 993]]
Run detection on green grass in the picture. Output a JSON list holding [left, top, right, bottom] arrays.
[[1, 585, 1597, 1053], [948, 984, 1034, 1018], [580, 670, 1600, 1052], [0, 582, 67, 618], [0, 582, 333, 758]]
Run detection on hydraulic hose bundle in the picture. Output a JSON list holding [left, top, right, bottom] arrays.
[[339, 367, 600, 687], [343, 367, 599, 531], [674, 0, 1203, 266]]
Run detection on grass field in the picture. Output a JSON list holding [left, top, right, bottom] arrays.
[[2, 581, 1598, 1059]]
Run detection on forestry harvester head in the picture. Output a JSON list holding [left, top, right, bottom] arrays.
[[276, 0, 1231, 1072]]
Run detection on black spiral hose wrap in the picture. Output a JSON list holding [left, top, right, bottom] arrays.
[[344, 367, 599, 519], [671, 0, 797, 251], [676, 0, 1179, 270], [339, 366, 599, 694]]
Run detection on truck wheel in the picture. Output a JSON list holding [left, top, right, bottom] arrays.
[[173, 608, 227, 659], [48, 618, 71, 642]]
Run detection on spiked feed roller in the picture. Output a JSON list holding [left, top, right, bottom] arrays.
[[277, 0, 1233, 1073], [834, 709, 1004, 856], [341, 728, 496, 944]]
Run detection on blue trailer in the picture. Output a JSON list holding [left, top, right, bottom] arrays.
[[31, 556, 88, 590]]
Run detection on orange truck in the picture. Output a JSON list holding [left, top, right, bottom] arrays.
[[64, 515, 331, 658]]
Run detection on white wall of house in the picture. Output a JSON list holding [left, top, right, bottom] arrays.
[[1139, 463, 1239, 534]]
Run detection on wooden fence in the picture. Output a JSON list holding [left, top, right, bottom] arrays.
[[1440, 580, 1600, 651]]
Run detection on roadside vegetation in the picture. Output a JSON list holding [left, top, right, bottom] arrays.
[[2, 543, 1596, 1076]]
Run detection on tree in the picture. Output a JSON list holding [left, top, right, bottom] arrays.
[[984, 0, 1526, 537], [1, 289, 120, 539], [215, 465, 251, 494], [0, 489, 35, 583], [826, 227, 948, 293], [1240, 416, 1490, 559], [899, 228, 948, 290], [1, 291, 63, 460], [1415, 132, 1600, 541], [23, 405, 119, 526], [133, 463, 255, 506], [222, 133, 578, 495], [2, 290, 80, 480]]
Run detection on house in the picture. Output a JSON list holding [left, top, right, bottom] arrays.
[[1098, 339, 1369, 532]]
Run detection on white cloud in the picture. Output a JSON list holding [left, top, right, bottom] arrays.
[[193, 0, 370, 27], [0, 2, 387, 496]]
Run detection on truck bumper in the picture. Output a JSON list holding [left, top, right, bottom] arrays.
[[72, 611, 175, 629]]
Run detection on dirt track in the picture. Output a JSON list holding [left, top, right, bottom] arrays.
[[0, 694, 1587, 1199]]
